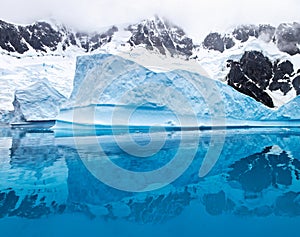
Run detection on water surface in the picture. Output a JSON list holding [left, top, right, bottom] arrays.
[[0, 127, 300, 237]]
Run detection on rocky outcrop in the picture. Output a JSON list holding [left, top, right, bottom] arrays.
[[269, 60, 294, 94], [258, 24, 276, 42], [292, 76, 300, 95], [126, 16, 194, 57], [226, 50, 300, 108], [0, 20, 29, 54], [233, 24, 259, 42], [276, 22, 300, 55], [203, 23, 300, 56], [203, 33, 235, 52], [0, 17, 195, 58], [0, 20, 118, 54], [74, 26, 118, 52]]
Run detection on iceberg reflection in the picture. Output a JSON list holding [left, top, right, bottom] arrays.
[[0, 127, 300, 223]]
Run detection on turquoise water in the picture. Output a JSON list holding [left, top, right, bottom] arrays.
[[0, 127, 300, 237]]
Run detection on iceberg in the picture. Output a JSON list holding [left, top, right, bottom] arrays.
[[55, 54, 278, 130], [12, 78, 66, 123], [266, 95, 300, 120], [0, 110, 13, 124]]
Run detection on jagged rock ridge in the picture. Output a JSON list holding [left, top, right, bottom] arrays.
[[126, 16, 194, 57], [203, 22, 300, 56], [0, 17, 194, 57], [0, 20, 118, 54]]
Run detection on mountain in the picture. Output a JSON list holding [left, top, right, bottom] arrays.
[[0, 19, 118, 54], [200, 23, 300, 107], [200, 23, 300, 108], [202, 23, 300, 56], [0, 16, 194, 58], [126, 16, 194, 57], [0, 17, 300, 124]]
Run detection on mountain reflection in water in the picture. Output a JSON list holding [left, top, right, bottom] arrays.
[[0, 127, 300, 236]]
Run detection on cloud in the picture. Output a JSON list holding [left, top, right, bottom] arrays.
[[0, 0, 299, 40]]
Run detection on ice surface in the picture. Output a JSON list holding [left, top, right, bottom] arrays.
[[0, 53, 76, 112], [12, 78, 66, 122], [266, 95, 300, 120], [56, 53, 274, 129]]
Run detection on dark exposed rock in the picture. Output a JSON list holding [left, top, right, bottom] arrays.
[[226, 50, 300, 107], [127, 16, 194, 57], [240, 51, 273, 90], [223, 36, 235, 49], [0, 17, 195, 58], [273, 60, 294, 79], [203, 33, 235, 52], [203, 33, 224, 52], [0, 20, 118, 54], [76, 26, 118, 52], [226, 51, 275, 107], [0, 20, 29, 53], [269, 60, 294, 95], [292, 76, 300, 95], [19, 22, 62, 52], [203, 22, 300, 55], [269, 81, 292, 95], [258, 24, 276, 42], [275, 22, 300, 55], [233, 25, 259, 42]]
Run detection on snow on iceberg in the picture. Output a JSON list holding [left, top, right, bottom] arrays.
[[55, 53, 276, 129], [12, 78, 66, 122]]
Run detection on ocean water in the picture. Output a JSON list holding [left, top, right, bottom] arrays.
[[0, 127, 300, 237]]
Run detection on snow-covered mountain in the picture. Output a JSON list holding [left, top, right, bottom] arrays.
[[0, 19, 117, 54], [0, 16, 300, 124], [0, 16, 194, 58], [200, 23, 300, 108], [202, 23, 300, 55]]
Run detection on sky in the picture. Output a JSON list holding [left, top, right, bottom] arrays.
[[0, 0, 299, 40]]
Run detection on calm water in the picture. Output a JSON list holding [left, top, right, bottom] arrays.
[[0, 127, 300, 237]]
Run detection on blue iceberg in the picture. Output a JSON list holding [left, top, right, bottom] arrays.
[[54, 54, 300, 131]]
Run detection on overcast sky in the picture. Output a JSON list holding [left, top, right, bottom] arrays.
[[0, 0, 299, 40]]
